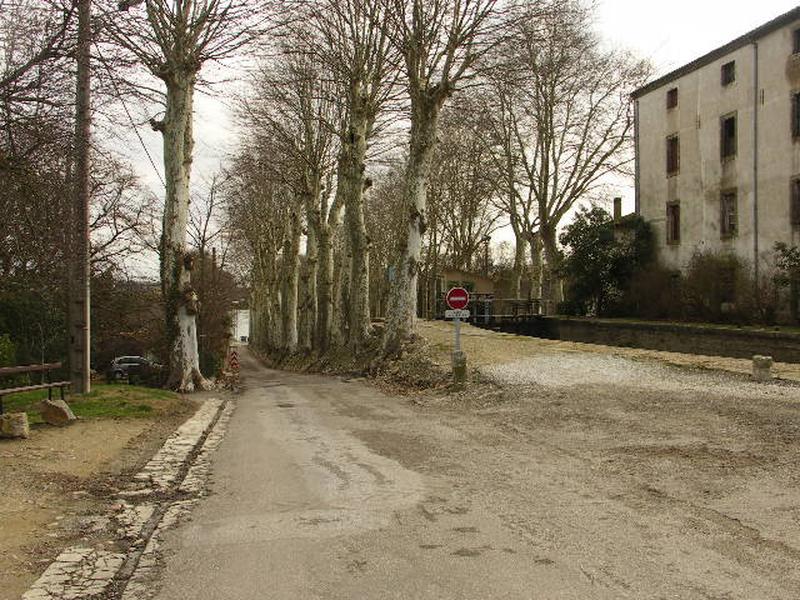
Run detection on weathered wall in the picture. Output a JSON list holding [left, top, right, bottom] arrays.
[[637, 18, 800, 272], [482, 316, 800, 363]]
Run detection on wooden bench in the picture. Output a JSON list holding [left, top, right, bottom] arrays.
[[0, 362, 71, 414]]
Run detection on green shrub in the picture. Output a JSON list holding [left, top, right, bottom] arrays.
[[0, 334, 14, 367], [559, 206, 654, 317], [775, 242, 800, 322]]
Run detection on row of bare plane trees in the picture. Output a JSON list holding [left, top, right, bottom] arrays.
[[221, 0, 650, 357], [2, 0, 648, 390]]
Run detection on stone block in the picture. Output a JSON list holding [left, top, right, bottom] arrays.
[[39, 398, 76, 426], [752, 355, 774, 382], [0, 412, 30, 438]]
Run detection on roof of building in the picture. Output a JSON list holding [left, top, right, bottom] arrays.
[[631, 6, 800, 99]]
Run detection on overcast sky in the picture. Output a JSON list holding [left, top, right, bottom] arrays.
[[599, 1, 799, 71], [136, 0, 800, 195], [124, 0, 800, 271]]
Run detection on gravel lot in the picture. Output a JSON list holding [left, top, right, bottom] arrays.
[[418, 319, 800, 382], [484, 353, 800, 401]]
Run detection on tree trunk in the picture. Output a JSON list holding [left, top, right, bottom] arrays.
[[271, 274, 283, 350], [316, 198, 342, 352], [161, 72, 208, 392], [511, 220, 526, 299], [341, 95, 371, 350], [539, 224, 562, 311], [528, 232, 541, 302], [384, 99, 440, 354], [332, 227, 350, 348], [298, 225, 317, 353], [281, 209, 301, 353]]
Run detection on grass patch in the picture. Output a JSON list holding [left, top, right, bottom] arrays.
[[1, 384, 185, 425]]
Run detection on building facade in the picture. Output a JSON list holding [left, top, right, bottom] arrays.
[[633, 7, 800, 278]]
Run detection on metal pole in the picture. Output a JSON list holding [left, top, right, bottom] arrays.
[[69, 0, 92, 394], [454, 317, 461, 353], [752, 41, 760, 308]]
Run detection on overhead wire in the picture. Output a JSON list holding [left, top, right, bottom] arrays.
[[92, 39, 166, 188]]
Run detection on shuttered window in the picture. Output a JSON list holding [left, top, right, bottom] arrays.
[[666, 202, 680, 245], [792, 93, 800, 138], [667, 88, 678, 109], [720, 190, 738, 238], [791, 179, 800, 227], [666, 134, 680, 175], [721, 114, 737, 159], [721, 61, 736, 86]]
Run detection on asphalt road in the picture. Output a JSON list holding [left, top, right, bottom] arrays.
[[152, 348, 800, 599]]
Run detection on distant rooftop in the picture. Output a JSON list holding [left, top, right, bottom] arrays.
[[631, 6, 800, 99]]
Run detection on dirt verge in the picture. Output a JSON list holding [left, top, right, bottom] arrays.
[[0, 395, 197, 599]]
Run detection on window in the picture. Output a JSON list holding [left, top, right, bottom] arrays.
[[720, 190, 738, 237], [666, 134, 680, 175], [667, 87, 678, 109], [794, 28, 800, 54], [793, 93, 800, 138], [792, 178, 800, 227], [721, 61, 736, 86], [666, 202, 681, 245], [720, 113, 737, 159]]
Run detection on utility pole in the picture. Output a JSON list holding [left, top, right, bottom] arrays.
[[69, 0, 92, 394]]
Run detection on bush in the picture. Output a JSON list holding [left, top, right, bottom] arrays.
[[683, 251, 742, 322], [624, 264, 682, 320], [775, 242, 800, 322], [672, 250, 784, 325], [0, 334, 14, 367], [559, 206, 654, 317]]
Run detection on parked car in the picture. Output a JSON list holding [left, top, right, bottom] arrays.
[[107, 356, 161, 383]]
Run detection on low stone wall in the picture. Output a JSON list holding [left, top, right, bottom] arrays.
[[483, 316, 800, 364]]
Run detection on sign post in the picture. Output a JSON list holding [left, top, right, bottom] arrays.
[[445, 287, 470, 385]]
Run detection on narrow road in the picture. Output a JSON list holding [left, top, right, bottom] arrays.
[[151, 349, 800, 599]]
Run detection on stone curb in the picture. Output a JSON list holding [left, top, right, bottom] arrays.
[[21, 397, 233, 600]]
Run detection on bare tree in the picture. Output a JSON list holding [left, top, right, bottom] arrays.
[[107, 0, 269, 390], [90, 156, 158, 270], [430, 104, 502, 272], [239, 46, 340, 352], [188, 173, 231, 268], [496, 1, 650, 307], [0, 0, 76, 132], [225, 148, 292, 353], [475, 75, 540, 298], [297, 0, 399, 350], [383, 0, 505, 353]]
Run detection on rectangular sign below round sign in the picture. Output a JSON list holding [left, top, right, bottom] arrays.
[[445, 309, 470, 319]]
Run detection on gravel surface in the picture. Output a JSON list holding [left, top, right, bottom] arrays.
[[484, 353, 800, 401], [418, 320, 800, 382]]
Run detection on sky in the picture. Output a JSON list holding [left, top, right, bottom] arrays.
[[123, 0, 800, 271]]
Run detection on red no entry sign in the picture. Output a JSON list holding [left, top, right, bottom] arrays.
[[446, 287, 470, 310]]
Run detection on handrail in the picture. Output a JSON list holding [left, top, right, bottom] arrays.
[[0, 362, 62, 376]]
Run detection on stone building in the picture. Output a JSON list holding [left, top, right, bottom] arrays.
[[633, 6, 800, 280]]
